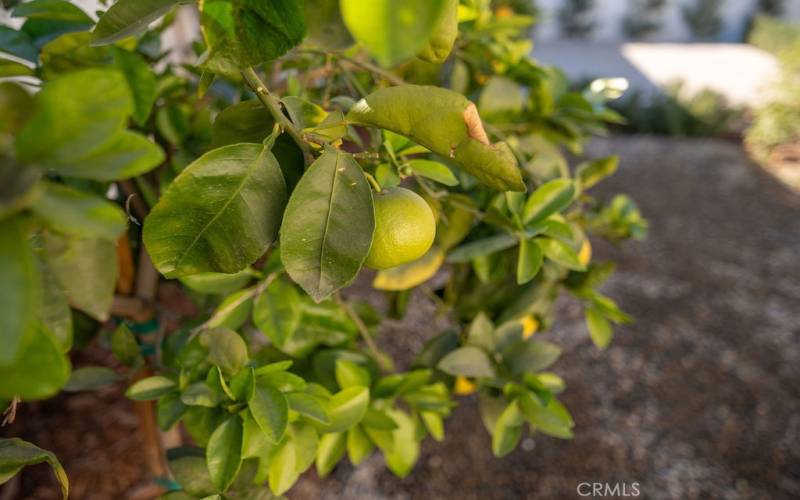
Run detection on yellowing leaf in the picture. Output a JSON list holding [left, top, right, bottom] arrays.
[[372, 246, 444, 291]]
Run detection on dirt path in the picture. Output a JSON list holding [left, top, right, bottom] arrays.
[[3, 137, 799, 499]]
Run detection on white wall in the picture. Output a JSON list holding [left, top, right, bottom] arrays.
[[533, 0, 800, 42]]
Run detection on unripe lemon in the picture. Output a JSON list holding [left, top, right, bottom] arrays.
[[365, 187, 436, 270]]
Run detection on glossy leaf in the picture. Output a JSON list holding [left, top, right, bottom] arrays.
[[92, 0, 178, 45], [421, 411, 444, 441], [280, 149, 374, 302], [0, 438, 68, 499], [522, 179, 576, 225], [63, 366, 122, 392], [340, 0, 448, 67], [321, 386, 370, 433], [180, 269, 255, 295], [0, 218, 39, 365], [383, 409, 420, 477], [537, 237, 586, 271], [126, 376, 175, 401], [249, 385, 288, 443], [206, 416, 244, 491], [503, 339, 561, 375], [407, 159, 459, 186], [43, 232, 117, 321], [0, 26, 37, 61], [347, 85, 524, 191], [144, 143, 287, 277], [287, 392, 330, 425], [199, 328, 248, 375], [347, 425, 374, 465], [334, 359, 370, 389], [32, 181, 127, 241], [516, 238, 543, 285], [491, 400, 523, 457], [315, 431, 345, 478], [253, 278, 302, 347], [0, 321, 70, 401], [437, 346, 495, 378], [200, 0, 306, 76]]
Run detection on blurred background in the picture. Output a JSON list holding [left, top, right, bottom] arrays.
[[2, 0, 798, 499]]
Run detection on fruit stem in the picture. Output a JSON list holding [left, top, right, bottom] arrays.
[[363, 172, 383, 193]]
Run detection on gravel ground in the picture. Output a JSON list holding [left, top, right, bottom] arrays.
[[3, 136, 799, 499]]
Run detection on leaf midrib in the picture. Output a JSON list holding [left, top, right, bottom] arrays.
[[173, 148, 260, 273], [316, 152, 341, 295]]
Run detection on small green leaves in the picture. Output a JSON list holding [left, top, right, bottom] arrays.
[[437, 346, 495, 378], [503, 339, 561, 375], [347, 85, 525, 191], [522, 179, 576, 225], [126, 376, 176, 401], [144, 143, 287, 277], [491, 400, 523, 457], [516, 238, 543, 285], [406, 159, 459, 186], [200, 328, 249, 375], [92, 0, 179, 45], [280, 149, 375, 302], [382, 409, 420, 477], [335, 359, 371, 389], [340, 0, 448, 67], [168, 454, 216, 497], [206, 416, 244, 492], [315, 431, 346, 478], [519, 392, 574, 439], [0, 438, 69, 499], [63, 366, 122, 392], [253, 278, 302, 348], [0, 218, 39, 365], [576, 156, 618, 190], [200, 0, 306, 76], [249, 386, 289, 443]]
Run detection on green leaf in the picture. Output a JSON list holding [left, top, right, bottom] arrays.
[[585, 307, 613, 349], [53, 130, 164, 181], [576, 156, 618, 190], [321, 386, 370, 433], [249, 385, 289, 443], [144, 143, 287, 277], [503, 340, 561, 375], [0, 82, 34, 136], [0, 26, 37, 61], [340, 0, 447, 67], [199, 328, 248, 375], [207, 289, 253, 331], [35, 258, 72, 351], [0, 321, 70, 401], [252, 278, 301, 348], [446, 233, 517, 263], [181, 382, 224, 407], [516, 237, 543, 285], [0, 58, 34, 77], [537, 237, 586, 271], [111, 323, 141, 366], [346, 425, 374, 465], [420, 411, 444, 441], [465, 313, 494, 352], [519, 392, 574, 439], [0, 438, 68, 499], [39, 32, 113, 79], [406, 159, 458, 186], [157, 392, 187, 431], [32, 181, 127, 241], [200, 0, 306, 76], [280, 149, 375, 302], [206, 416, 244, 492], [287, 392, 330, 425], [15, 0, 93, 46], [372, 246, 444, 291], [0, 217, 39, 365], [303, 0, 352, 48], [522, 179, 576, 225], [180, 269, 255, 295], [92, 0, 178, 45], [478, 77, 525, 118], [42, 232, 117, 321], [267, 437, 297, 495], [113, 47, 157, 126], [383, 409, 420, 478], [63, 366, 121, 392], [491, 400, 523, 457], [125, 376, 175, 400], [168, 454, 216, 497], [315, 431, 345, 478], [335, 359, 371, 389], [417, 0, 458, 63], [437, 346, 495, 378], [347, 85, 524, 191]]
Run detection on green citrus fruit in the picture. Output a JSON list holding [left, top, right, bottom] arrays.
[[365, 187, 436, 270]]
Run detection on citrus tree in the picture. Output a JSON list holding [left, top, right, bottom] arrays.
[[0, 0, 646, 497]]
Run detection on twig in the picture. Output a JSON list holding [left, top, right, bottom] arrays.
[[241, 67, 313, 165], [186, 273, 278, 344], [334, 293, 393, 372], [2, 397, 20, 426], [300, 49, 406, 86], [111, 296, 156, 323]]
